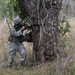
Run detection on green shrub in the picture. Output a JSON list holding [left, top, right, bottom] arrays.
[[59, 18, 71, 47], [59, 18, 71, 35]]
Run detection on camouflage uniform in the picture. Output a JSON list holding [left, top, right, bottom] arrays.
[[8, 26, 26, 68]]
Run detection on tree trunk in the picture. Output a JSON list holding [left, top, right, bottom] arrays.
[[19, 0, 64, 63]]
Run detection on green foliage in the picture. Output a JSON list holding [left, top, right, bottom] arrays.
[[0, 0, 14, 19], [13, 0, 28, 20], [59, 18, 71, 35], [59, 18, 71, 47], [0, 0, 28, 21]]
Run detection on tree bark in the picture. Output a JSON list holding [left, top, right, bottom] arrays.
[[19, 0, 64, 63]]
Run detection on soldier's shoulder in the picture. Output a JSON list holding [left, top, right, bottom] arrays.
[[10, 26, 15, 30]]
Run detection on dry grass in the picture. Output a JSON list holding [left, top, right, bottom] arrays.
[[0, 18, 75, 75]]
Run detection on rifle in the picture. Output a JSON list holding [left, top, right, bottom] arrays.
[[14, 23, 40, 31], [13, 23, 40, 42]]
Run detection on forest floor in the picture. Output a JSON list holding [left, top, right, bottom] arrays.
[[0, 18, 75, 75]]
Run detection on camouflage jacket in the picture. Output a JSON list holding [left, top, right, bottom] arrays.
[[8, 26, 24, 43]]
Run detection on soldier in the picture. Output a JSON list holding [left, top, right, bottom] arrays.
[[8, 16, 30, 69]]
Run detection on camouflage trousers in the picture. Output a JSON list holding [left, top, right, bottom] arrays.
[[8, 42, 26, 67]]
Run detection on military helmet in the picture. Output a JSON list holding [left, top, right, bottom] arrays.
[[13, 16, 22, 24]]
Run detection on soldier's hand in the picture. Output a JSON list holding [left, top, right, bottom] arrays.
[[20, 26, 25, 31], [27, 24, 31, 27]]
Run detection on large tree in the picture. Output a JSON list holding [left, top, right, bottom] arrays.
[[18, 0, 64, 63]]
